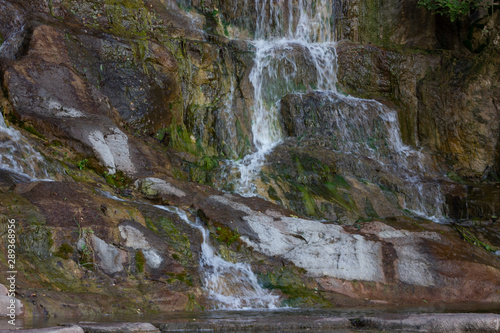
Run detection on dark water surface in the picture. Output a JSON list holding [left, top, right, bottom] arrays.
[[2, 303, 499, 332]]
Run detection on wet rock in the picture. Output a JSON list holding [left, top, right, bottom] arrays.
[[91, 235, 127, 276], [417, 48, 500, 177], [0, 284, 23, 317], [209, 194, 385, 282], [336, 40, 440, 147], [334, 0, 438, 49], [118, 220, 185, 275], [194, 192, 500, 304], [135, 178, 186, 198], [357, 313, 500, 333], [0, 326, 84, 333], [77, 322, 159, 333], [155, 316, 350, 332]]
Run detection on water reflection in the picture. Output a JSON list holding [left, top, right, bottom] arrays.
[[7, 303, 499, 331]]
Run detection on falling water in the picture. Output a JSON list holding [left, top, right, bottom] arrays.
[[156, 205, 280, 309], [0, 113, 50, 181], [234, 0, 337, 195], [229, 0, 446, 221]]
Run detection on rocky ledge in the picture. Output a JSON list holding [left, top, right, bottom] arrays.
[[1, 313, 500, 333]]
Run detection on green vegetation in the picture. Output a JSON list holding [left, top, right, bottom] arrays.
[[143, 216, 193, 266], [55, 243, 74, 259], [187, 155, 219, 185], [259, 267, 331, 307], [215, 225, 240, 246], [77, 158, 89, 170], [135, 249, 145, 273], [451, 223, 498, 252], [104, 170, 131, 188], [5, 112, 45, 138], [417, 0, 488, 21], [167, 272, 193, 286]]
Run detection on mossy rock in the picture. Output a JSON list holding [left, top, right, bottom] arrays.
[[259, 267, 332, 308]]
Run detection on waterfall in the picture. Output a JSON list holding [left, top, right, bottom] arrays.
[[0, 112, 50, 181], [234, 0, 337, 195], [229, 0, 445, 221], [155, 205, 280, 309]]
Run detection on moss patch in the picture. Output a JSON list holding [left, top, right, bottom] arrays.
[[55, 243, 74, 260], [259, 267, 331, 308]]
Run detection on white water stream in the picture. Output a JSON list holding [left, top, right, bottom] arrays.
[[0, 113, 50, 181], [234, 0, 337, 194], [231, 0, 445, 221], [155, 205, 280, 309]]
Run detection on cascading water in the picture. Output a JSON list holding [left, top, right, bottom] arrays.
[[0, 112, 50, 181], [231, 0, 446, 221], [234, 0, 337, 195], [155, 205, 280, 309]]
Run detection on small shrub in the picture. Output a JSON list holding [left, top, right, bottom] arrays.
[[417, 0, 487, 22], [77, 159, 88, 170]]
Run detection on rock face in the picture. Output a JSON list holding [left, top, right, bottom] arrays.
[[335, 4, 500, 179], [0, 0, 499, 319]]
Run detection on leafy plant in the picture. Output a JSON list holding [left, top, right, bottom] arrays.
[[451, 223, 497, 252], [215, 226, 240, 246], [77, 158, 89, 170], [417, 0, 488, 21]]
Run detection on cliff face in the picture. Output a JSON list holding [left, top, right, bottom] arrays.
[[0, 0, 499, 319], [335, 0, 500, 179]]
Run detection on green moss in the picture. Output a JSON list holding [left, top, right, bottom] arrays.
[[446, 171, 466, 183], [364, 198, 378, 218], [18, 225, 53, 259], [5, 112, 45, 139], [155, 126, 169, 142], [167, 272, 193, 287], [186, 293, 204, 311], [156, 217, 192, 264], [168, 125, 202, 156], [214, 225, 240, 247], [297, 185, 317, 216], [259, 267, 331, 308], [144, 217, 159, 233], [267, 186, 281, 202], [186, 155, 220, 185], [199, 156, 218, 171], [50, 140, 63, 147], [104, 0, 153, 37], [135, 249, 145, 273], [104, 170, 132, 189], [55, 243, 74, 259]]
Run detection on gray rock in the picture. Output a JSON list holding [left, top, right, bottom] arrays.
[[0, 325, 84, 333], [358, 313, 500, 332], [0, 284, 23, 317], [91, 235, 127, 275], [209, 194, 386, 282], [134, 178, 186, 198], [77, 322, 159, 333]]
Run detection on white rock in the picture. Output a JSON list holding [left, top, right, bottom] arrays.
[[118, 225, 162, 269], [0, 284, 23, 317], [48, 100, 84, 118], [91, 236, 126, 274], [88, 130, 115, 173], [209, 195, 385, 282], [87, 128, 135, 175], [135, 178, 186, 197]]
